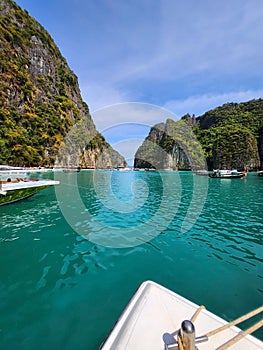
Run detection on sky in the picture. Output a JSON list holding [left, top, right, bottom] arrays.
[[14, 0, 263, 163]]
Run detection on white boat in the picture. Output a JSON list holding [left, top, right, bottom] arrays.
[[209, 169, 246, 179], [0, 167, 59, 205], [0, 165, 52, 179], [194, 169, 209, 176], [145, 168, 156, 172], [0, 179, 59, 205], [62, 167, 80, 173], [116, 167, 132, 171], [100, 281, 263, 350], [0, 165, 31, 180], [257, 171, 263, 177]]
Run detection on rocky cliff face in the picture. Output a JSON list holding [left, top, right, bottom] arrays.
[[0, 0, 126, 168], [134, 99, 263, 171], [259, 128, 263, 170], [134, 119, 206, 170], [134, 122, 174, 169]]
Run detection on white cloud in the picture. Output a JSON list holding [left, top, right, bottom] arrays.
[[89, 103, 179, 164], [91, 102, 180, 133], [80, 82, 131, 112], [163, 90, 263, 117], [90, 90, 263, 134], [97, 90, 263, 164], [18, 0, 263, 128], [82, 0, 263, 85], [112, 139, 144, 166], [74, 0, 263, 117]]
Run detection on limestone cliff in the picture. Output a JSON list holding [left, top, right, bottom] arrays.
[[0, 0, 126, 168], [135, 99, 263, 171], [195, 99, 263, 170], [259, 128, 263, 169], [134, 119, 206, 171]]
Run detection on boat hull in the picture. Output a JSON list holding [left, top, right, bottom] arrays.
[[209, 174, 245, 178], [0, 185, 49, 206], [209, 170, 245, 178], [100, 281, 263, 350], [0, 179, 59, 206]]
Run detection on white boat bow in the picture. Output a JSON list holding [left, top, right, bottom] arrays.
[[100, 281, 263, 350]]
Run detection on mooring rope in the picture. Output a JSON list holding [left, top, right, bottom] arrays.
[[177, 335, 184, 350], [204, 305, 263, 337], [215, 319, 263, 350], [190, 305, 206, 323], [173, 305, 263, 350]]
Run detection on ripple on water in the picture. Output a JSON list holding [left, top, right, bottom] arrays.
[[0, 171, 263, 348]]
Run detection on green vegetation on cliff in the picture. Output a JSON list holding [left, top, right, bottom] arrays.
[[134, 119, 206, 170], [194, 99, 263, 169], [0, 0, 76, 165], [0, 0, 126, 168], [135, 99, 263, 171]]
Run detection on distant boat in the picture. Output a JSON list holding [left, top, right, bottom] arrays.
[[133, 168, 145, 171], [0, 166, 59, 205], [194, 169, 209, 176], [163, 168, 177, 171], [0, 165, 51, 178], [62, 167, 81, 173], [145, 168, 156, 172], [100, 280, 263, 350], [209, 169, 246, 179], [116, 167, 132, 172], [0, 165, 30, 180]]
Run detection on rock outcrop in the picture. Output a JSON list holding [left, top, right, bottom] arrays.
[[258, 127, 263, 170], [134, 99, 263, 171], [134, 119, 206, 171], [195, 99, 263, 170]]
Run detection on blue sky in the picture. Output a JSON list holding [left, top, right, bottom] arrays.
[[15, 0, 263, 162]]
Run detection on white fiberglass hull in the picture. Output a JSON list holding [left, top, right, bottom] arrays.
[[0, 180, 59, 205], [100, 281, 263, 350]]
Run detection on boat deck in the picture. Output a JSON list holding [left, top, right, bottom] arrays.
[[100, 281, 263, 350], [0, 179, 59, 192]]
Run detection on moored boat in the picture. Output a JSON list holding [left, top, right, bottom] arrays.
[[257, 171, 263, 177], [194, 169, 209, 176], [0, 164, 31, 180], [100, 281, 263, 350], [62, 167, 81, 173], [145, 168, 156, 172], [0, 167, 59, 205], [116, 166, 132, 171], [0, 179, 59, 206], [0, 165, 52, 179], [209, 169, 246, 179]]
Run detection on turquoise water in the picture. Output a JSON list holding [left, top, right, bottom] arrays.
[[0, 171, 262, 349]]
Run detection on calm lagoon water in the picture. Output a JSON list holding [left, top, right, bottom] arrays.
[[0, 171, 262, 349]]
